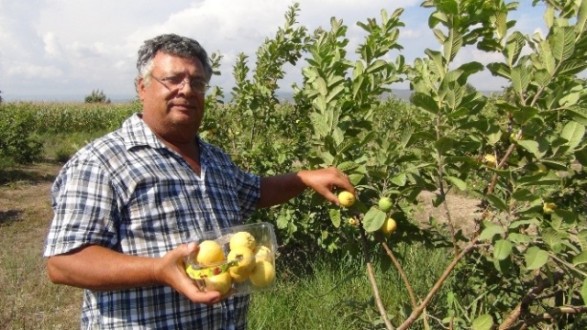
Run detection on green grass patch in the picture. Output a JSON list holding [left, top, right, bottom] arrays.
[[248, 243, 452, 329]]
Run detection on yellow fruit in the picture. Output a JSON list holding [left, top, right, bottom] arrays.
[[227, 247, 255, 282], [249, 261, 276, 288], [254, 245, 273, 263], [204, 272, 232, 295], [483, 154, 497, 168], [229, 231, 257, 251], [378, 197, 393, 212], [347, 217, 359, 227], [380, 218, 397, 236], [196, 240, 225, 266], [338, 191, 356, 208], [537, 164, 548, 174], [543, 202, 557, 214]]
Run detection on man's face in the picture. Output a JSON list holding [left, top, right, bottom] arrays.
[[138, 51, 207, 137]]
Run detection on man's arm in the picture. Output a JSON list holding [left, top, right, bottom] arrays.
[[257, 167, 355, 208], [46, 243, 222, 305]]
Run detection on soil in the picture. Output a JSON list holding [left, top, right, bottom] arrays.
[[414, 190, 482, 237]]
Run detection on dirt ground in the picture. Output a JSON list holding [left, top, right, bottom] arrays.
[[414, 190, 482, 237]]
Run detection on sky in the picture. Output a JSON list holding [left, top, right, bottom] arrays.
[[0, 0, 549, 102]]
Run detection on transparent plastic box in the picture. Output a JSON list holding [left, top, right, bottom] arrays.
[[184, 222, 278, 296]]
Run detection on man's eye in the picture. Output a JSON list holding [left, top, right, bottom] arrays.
[[191, 81, 207, 89], [163, 76, 184, 85]]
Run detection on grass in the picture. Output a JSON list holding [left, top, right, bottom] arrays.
[[248, 245, 452, 330], [0, 167, 81, 329]]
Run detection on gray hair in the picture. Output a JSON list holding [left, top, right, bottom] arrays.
[[136, 34, 213, 82]]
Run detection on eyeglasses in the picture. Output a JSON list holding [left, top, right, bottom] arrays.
[[150, 74, 210, 94]]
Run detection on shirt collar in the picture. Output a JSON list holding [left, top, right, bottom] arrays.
[[121, 113, 207, 156], [122, 113, 165, 150]]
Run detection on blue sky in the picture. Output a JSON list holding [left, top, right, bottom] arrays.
[[0, 0, 549, 102]]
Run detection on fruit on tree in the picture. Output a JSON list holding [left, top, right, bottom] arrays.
[[229, 231, 257, 251], [483, 154, 497, 168], [347, 217, 359, 227], [338, 191, 356, 208], [249, 261, 276, 288], [378, 197, 393, 212], [196, 240, 225, 266], [543, 202, 557, 214], [380, 218, 397, 236], [254, 245, 273, 263], [227, 247, 255, 282], [204, 272, 232, 295]]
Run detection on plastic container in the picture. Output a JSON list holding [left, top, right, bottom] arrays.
[[184, 222, 278, 296]]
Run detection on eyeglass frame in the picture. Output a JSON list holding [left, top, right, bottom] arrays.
[[149, 74, 210, 94]]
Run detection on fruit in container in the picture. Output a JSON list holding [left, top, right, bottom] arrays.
[[204, 272, 232, 296], [254, 245, 273, 263], [249, 260, 276, 288], [229, 231, 257, 251], [196, 240, 225, 266], [227, 246, 255, 282]]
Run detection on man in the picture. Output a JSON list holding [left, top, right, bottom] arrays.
[[44, 34, 354, 329]]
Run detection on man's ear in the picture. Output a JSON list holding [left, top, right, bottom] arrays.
[[136, 77, 146, 101]]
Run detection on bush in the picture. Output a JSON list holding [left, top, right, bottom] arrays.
[[84, 89, 111, 103]]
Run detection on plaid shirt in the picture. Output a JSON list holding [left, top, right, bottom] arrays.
[[44, 114, 261, 329]]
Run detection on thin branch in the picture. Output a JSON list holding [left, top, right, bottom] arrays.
[[499, 271, 564, 329], [397, 238, 479, 330], [380, 239, 418, 308], [358, 224, 394, 329]]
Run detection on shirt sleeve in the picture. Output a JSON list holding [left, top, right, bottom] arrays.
[[233, 164, 261, 219], [44, 156, 119, 257]]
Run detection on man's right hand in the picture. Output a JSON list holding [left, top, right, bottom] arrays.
[[154, 243, 223, 305]]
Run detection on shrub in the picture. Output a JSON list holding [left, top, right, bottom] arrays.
[[84, 89, 111, 104]]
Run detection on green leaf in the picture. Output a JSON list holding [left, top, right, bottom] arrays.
[[550, 26, 575, 63], [390, 173, 407, 187], [494, 239, 513, 260], [472, 314, 494, 330], [543, 229, 564, 250], [581, 279, 587, 306], [411, 92, 439, 114], [487, 194, 508, 211], [561, 121, 585, 152], [576, 148, 587, 166], [316, 77, 328, 96], [329, 208, 341, 228], [446, 176, 467, 191], [512, 188, 538, 202], [444, 29, 463, 62], [511, 66, 530, 94], [512, 106, 539, 125], [573, 251, 587, 266], [517, 140, 547, 159], [479, 222, 503, 242], [525, 246, 549, 270], [508, 233, 532, 244], [362, 207, 387, 232], [578, 0, 587, 34], [337, 161, 359, 172], [504, 31, 525, 66]]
